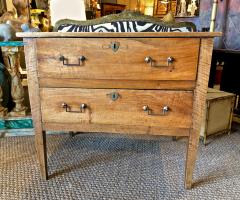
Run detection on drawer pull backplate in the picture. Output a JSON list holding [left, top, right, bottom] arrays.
[[62, 102, 87, 113], [145, 56, 174, 68], [143, 105, 169, 116], [59, 55, 86, 66]]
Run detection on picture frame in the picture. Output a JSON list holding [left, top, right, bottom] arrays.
[[154, 0, 177, 17], [176, 0, 200, 17], [34, 0, 48, 10], [154, 0, 200, 18]]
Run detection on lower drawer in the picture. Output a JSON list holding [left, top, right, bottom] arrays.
[[40, 88, 193, 128]]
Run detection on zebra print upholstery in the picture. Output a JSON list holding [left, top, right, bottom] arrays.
[[57, 21, 193, 33], [55, 11, 196, 33]]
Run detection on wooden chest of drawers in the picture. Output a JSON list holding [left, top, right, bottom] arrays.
[[18, 32, 221, 189]]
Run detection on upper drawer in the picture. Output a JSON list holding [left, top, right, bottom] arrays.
[[36, 38, 200, 81]]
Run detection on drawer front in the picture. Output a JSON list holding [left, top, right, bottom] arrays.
[[37, 38, 199, 81], [40, 88, 193, 128]]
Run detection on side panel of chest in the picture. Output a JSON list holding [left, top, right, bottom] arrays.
[[36, 38, 200, 81]]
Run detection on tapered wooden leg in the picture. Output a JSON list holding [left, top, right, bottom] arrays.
[[24, 38, 48, 180], [184, 38, 214, 189], [185, 130, 199, 189], [35, 130, 48, 180]]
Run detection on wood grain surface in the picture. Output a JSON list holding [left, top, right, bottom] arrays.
[[23, 38, 48, 180], [185, 38, 214, 189], [43, 122, 190, 137], [36, 38, 200, 81], [39, 78, 196, 90], [40, 88, 193, 128], [17, 32, 222, 38]]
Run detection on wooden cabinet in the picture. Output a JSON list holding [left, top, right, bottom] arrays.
[[200, 88, 235, 145], [18, 31, 220, 189], [154, 0, 177, 17], [101, 3, 126, 16]]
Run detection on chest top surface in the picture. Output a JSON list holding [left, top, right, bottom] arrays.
[[17, 32, 222, 38]]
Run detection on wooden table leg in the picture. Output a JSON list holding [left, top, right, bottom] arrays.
[[185, 130, 199, 189], [184, 38, 215, 189], [35, 130, 48, 180], [24, 38, 48, 180]]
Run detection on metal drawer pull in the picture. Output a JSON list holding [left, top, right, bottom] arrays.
[[59, 55, 86, 66], [143, 105, 169, 116], [61, 102, 87, 113], [144, 56, 174, 67]]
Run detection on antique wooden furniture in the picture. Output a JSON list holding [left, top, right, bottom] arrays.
[[18, 31, 221, 189], [200, 88, 235, 145], [101, 3, 126, 16]]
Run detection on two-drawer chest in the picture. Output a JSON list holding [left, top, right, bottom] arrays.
[[18, 32, 221, 189]]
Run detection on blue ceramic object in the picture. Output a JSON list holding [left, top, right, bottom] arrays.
[[0, 23, 16, 42], [21, 24, 40, 32]]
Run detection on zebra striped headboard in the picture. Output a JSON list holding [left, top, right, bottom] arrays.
[[57, 21, 193, 33], [55, 11, 196, 33]]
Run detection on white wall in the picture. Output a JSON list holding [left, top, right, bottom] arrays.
[[50, 0, 86, 26]]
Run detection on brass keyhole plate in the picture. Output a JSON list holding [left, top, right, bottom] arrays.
[[111, 42, 120, 52], [109, 92, 119, 101]]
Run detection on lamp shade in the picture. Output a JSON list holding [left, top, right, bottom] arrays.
[[50, 0, 86, 26]]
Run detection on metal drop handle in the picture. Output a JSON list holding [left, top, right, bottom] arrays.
[[145, 56, 174, 67], [59, 55, 86, 66], [62, 102, 87, 113], [143, 105, 169, 116]]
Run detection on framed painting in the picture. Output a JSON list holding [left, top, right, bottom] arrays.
[[154, 0, 200, 18], [176, 0, 200, 17], [154, 0, 177, 17], [34, 0, 48, 10]]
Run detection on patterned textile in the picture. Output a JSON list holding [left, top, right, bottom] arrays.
[[57, 21, 193, 33]]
